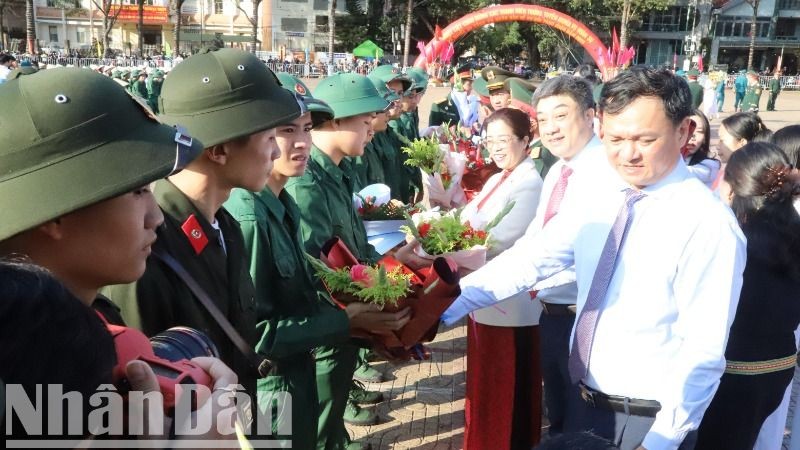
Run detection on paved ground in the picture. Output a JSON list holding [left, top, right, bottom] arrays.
[[302, 75, 800, 449]]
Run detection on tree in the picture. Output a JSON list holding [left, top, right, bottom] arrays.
[[328, 0, 335, 62], [745, 0, 760, 70], [589, 0, 670, 49], [235, 0, 263, 53], [91, 0, 124, 57], [137, 0, 144, 57], [25, 0, 33, 52], [169, 0, 185, 57], [0, 0, 24, 51]]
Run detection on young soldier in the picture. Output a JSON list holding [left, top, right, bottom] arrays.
[[104, 48, 302, 423], [766, 71, 781, 111], [223, 73, 409, 450], [285, 72, 402, 449]]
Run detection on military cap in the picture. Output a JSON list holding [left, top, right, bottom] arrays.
[[687, 68, 700, 78], [152, 69, 164, 78], [313, 72, 389, 119], [481, 66, 522, 91], [368, 64, 411, 92], [275, 72, 334, 127], [130, 69, 141, 78], [0, 68, 203, 241], [405, 67, 429, 94], [747, 70, 759, 78], [472, 76, 489, 98], [455, 64, 474, 81], [505, 77, 537, 116], [158, 48, 301, 148]]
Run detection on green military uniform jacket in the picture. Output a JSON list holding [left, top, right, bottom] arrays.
[[529, 139, 559, 179], [741, 83, 763, 112], [769, 78, 781, 94], [428, 93, 461, 127], [285, 146, 380, 263], [351, 131, 407, 201], [224, 187, 351, 450], [387, 126, 421, 203], [103, 179, 259, 399], [688, 81, 703, 110], [130, 79, 149, 100], [147, 79, 163, 113]]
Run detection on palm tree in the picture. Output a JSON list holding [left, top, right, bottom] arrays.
[[137, 0, 144, 57], [170, 0, 185, 57], [327, 0, 335, 63], [745, 0, 760, 70], [25, 0, 34, 53], [402, 0, 412, 67]]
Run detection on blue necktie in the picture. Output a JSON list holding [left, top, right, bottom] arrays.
[[568, 188, 646, 384]]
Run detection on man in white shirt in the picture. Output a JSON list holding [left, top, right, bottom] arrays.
[[443, 67, 746, 450], [528, 74, 607, 437], [0, 54, 17, 83]]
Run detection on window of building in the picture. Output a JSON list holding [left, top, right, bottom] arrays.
[[76, 27, 87, 43], [315, 15, 328, 32], [48, 25, 58, 43], [281, 17, 307, 31], [313, 0, 327, 9], [214, 0, 223, 14]]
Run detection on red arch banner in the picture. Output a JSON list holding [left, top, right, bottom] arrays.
[[413, 4, 609, 72]]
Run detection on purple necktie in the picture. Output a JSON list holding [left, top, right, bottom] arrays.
[[568, 188, 646, 384], [543, 165, 574, 226]]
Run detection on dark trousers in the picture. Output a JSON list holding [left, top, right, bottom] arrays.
[[734, 91, 745, 110], [539, 311, 575, 436], [565, 384, 697, 450], [767, 92, 779, 111]]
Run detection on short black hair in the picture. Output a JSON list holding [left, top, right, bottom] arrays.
[[0, 260, 116, 439], [599, 66, 692, 126], [574, 63, 599, 84], [483, 107, 534, 142], [532, 74, 595, 112], [0, 54, 15, 64]]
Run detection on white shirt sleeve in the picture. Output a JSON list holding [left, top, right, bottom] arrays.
[[642, 214, 746, 450], [685, 158, 721, 188], [442, 208, 578, 325]]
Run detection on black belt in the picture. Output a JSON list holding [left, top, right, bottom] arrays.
[[579, 382, 661, 418], [540, 301, 576, 315]]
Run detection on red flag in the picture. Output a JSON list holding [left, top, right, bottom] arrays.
[[612, 27, 620, 65], [697, 56, 704, 73], [181, 214, 208, 255]]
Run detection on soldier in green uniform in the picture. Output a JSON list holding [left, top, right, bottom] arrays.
[[741, 70, 763, 112], [223, 73, 408, 450], [767, 71, 781, 111], [283, 72, 408, 450], [0, 67, 244, 442], [480, 65, 523, 112], [428, 89, 460, 127], [147, 69, 164, 113], [103, 48, 302, 431], [686, 69, 704, 110]]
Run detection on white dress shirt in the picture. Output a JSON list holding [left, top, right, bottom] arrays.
[[527, 135, 605, 304], [460, 157, 543, 326], [684, 156, 721, 188], [444, 158, 746, 450]]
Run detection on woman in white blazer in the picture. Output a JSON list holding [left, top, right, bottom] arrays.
[[460, 108, 544, 450]]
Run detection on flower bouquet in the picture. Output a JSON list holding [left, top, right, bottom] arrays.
[[401, 203, 514, 271], [313, 238, 461, 352], [440, 123, 501, 202], [354, 183, 418, 254], [402, 136, 467, 209]]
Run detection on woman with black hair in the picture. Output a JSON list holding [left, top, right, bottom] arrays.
[[696, 142, 800, 450], [711, 112, 771, 190], [683, 109, 720, 187]]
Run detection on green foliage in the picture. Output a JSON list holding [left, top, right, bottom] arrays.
[[305, 254, 412, 308], [402, 137, 444, 176]]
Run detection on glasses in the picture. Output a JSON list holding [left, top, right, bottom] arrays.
[[483, 135, 517, 147]]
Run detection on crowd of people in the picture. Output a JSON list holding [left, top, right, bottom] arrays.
[[1, 44, 800, 450]]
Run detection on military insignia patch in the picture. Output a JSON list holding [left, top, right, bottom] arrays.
[[392, 67, 399, 74], [486, 70, 495, 80], [181, 214, 208, 255], [295, 83, 307, 96]]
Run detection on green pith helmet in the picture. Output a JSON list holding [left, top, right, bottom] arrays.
[[505, 77, 537, 116], [472, 76, 489, 98], [367, 75, 400, 103], [130, 69, 141, 79], [0, 68, 203, 241], [481, 66, 522, 91], [313, 73, 389, 119], [368, 64, 411, 93], [111, 69, 122, 79], [275, 72, 334, 127], [405, 67, 429, 94], [158, 48, 301, 148]]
